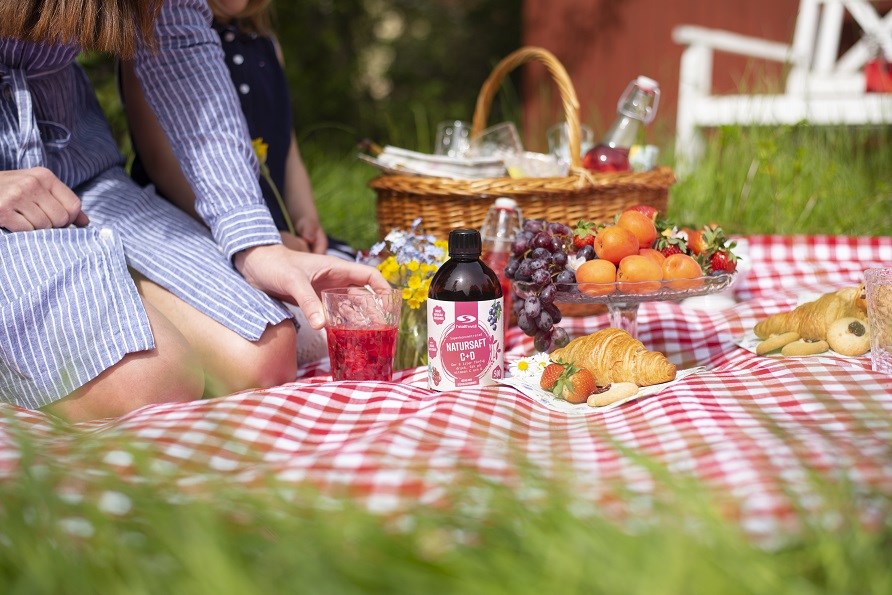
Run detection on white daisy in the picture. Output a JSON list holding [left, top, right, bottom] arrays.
[[507, 352, 552, 383], [565, 254, 586, 273]]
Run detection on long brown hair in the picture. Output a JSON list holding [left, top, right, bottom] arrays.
[[0, 0, 164, 58], [208, 0, 275, 36]]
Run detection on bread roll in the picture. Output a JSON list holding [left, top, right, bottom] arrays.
[[550, 328, 676, 387], [753, 286, 867, 341]]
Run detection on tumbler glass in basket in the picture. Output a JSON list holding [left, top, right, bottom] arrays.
[[469, 122, 523, 158], [547, 121, 594, 166], [434, 120, 472, 158]]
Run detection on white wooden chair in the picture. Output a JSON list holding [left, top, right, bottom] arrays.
[[673, 0, 892, 173]]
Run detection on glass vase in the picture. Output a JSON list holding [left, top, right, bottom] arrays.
[[394, 304, 428, 370]]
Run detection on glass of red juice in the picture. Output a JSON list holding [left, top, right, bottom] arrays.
[[321, 287, 402, 381]]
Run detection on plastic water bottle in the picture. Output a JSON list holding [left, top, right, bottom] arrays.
[[583, 76, 660, 172], [427, 229, 504, 391], [480, 197, 523, 321]]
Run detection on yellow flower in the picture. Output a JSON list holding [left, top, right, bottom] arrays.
[[378, 257, 401, 284], [252, 138, 268, 165], [251, 136, 296, 235], [368, 231, 448, 312]]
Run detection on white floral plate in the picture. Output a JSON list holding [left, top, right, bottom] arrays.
[[498, 365, 705, 416]]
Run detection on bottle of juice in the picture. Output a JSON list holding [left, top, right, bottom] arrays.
[[427, 228, 504, 391], [583, 75, 660, 173], [480, 197, 523, 323]]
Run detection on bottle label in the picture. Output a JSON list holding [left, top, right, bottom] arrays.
[[427, 297, 504, 391]]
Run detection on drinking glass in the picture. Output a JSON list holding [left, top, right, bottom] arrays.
[[468, 122, 523, 158], [865, 267, 892, 374], [322, 287, 402, 381], [434, 120, 472, 158], [546, 122, 594, 165]]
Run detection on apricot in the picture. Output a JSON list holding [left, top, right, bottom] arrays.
[[638, 248, 666, 268], [617, 210, 658, 248], [661, 253, 704, 290], [617, 255, 662, 294], [625, 204, 659, 220], [683, 227, 708, 255], [594, 225, 639, 265], [575, 258, 617, 296]]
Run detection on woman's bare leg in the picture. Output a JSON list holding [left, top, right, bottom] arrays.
[[47, 299, 205, 422], [133, 274, 297, 397]]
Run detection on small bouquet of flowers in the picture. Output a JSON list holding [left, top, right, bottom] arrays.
[[363, 219, 448, 369]]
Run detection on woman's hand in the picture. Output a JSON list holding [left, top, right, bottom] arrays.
[[233, 243, 390, 329], [280, 230, 310, 252], [0, 168, 89, 231], [295, 215, 328, 254]]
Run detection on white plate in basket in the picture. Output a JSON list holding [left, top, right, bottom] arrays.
[[360, 145, 507, 179]]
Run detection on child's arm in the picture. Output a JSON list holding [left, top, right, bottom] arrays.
[[282, 133, 328, 254]]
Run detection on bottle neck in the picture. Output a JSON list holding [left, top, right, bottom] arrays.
[[601, 115, 642, 149]]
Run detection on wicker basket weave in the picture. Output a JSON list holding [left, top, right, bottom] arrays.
[[369, 46, 675, 241]]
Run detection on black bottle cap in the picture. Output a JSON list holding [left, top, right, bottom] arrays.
[[448, 228, 481, 256]]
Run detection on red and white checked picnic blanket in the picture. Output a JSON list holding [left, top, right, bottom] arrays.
[[1, 235, 890, 539]]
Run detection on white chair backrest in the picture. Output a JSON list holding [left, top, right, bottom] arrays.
[[786, 0, 891, 94]]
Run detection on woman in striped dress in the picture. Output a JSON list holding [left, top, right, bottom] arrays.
[[0, 0, 388, 421]]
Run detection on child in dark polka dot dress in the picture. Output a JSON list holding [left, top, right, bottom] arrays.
[[123, 0, 356, 262], [122, 0, 356, 363]]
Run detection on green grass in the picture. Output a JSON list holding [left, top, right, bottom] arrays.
[[1, 422, 890, 594], [299, 125, 383, 249], [669, 124, 892, 235]]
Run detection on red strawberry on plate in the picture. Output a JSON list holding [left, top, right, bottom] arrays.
[[539, 362, 566, 391], [556, 367, 598, 404]]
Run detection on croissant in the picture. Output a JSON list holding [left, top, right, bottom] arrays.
[[753, 286, 867, 341], [550, 328, 677, 387]]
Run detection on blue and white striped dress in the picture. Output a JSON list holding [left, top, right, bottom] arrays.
[[0, 0, 292, 409]]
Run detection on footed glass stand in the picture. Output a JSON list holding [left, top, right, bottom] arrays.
[[514, 274, 736, 341]]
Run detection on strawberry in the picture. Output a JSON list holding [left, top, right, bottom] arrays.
[[545, 362, 597, 404], [698, 226, 739, 274], [539, 362, 566, 391], [556, 367, 598, 404], [572, 220, 597, 251], [707, 250, 738, 274], [654, 235, 687, 257]]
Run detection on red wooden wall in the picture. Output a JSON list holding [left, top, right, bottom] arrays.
[[519, 0, 802, 151]]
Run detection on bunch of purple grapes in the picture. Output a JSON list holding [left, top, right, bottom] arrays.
[[504, 218, 577, 352]]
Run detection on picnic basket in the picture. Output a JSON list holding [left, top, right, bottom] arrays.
[[369, 46, 676, 241]]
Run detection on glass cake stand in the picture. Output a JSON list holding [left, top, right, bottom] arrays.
[[514, 273, 736, 340]]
